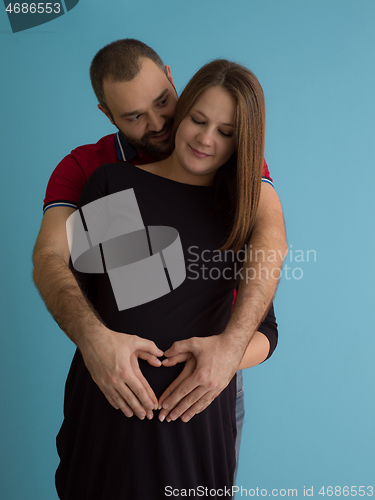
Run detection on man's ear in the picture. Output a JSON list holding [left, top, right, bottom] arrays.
[[165, 64, 176, 89], [97, 104, 115, 125]]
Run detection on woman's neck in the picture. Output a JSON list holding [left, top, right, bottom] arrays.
[[145, 152, 216, 187]]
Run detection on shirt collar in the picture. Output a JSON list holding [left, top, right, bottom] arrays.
[[115, 131, 138, 161], [115, 131, 158, 165]]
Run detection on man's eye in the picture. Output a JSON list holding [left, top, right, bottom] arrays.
[[159, 96, 168, 106], [191, 116, 204, 125], [129, 114, 142, 122]]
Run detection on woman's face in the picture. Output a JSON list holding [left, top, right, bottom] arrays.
[[174, 86, 236, 184]]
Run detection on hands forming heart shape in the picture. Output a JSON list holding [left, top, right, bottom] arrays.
[[80, 326, 242, 423]]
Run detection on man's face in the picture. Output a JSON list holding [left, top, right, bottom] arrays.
[[99, 58, 178, 157]]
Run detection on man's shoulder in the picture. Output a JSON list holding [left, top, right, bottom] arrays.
[[67, 133, 118, 165], [55, 133, 119, 176], [43, 133, 120, 212]]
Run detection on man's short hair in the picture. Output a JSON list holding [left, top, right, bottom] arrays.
[[90, 39, 166, 109]]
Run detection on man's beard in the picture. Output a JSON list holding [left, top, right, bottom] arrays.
[[121, 118, 173, 158]]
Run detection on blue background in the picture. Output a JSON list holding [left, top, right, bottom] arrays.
[[1, 1, 374, 498]]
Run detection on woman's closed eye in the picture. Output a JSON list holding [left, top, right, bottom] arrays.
[[219, 130, 233, 138], [191, 115, 233, 138], [191, 116, 205, 125]]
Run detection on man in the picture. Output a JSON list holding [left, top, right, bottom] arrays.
[[33, 39, 285, 442]]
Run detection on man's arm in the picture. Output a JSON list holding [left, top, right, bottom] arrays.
[[33, 206, 164, 420], [158, 182, 287, 422]]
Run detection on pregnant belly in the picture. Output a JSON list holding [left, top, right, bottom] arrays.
[[138, 359, 185, 400]]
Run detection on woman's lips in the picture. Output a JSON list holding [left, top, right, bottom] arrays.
[[189, 145, 211, 158]]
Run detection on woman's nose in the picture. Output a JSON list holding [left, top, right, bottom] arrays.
[[197, 129, 213, 146]]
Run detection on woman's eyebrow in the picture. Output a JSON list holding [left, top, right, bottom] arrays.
[[192, 110, 234, 127]]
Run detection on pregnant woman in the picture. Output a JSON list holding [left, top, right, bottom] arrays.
[[57, 58, 272, 500]]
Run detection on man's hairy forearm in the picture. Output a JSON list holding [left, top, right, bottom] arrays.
[[157, 220, 287, 421], [33, 246, 163, 416], [223, 216, 288, 355], [33, 250, 103, 349]]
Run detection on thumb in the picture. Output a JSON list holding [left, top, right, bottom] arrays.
[[164, 339, 192, 358], [165, 337, 202, 357], [162, 352, 191, 367], [138, 351, 163, 367], [136, 337, 164, 357]]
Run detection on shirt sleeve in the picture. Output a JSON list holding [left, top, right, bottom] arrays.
[[42, 134, 118, 213], [257, 302, 278, 361], [43, 153, 90, 212], [262, 159, 274, 187], [232, 289, 278, 360]]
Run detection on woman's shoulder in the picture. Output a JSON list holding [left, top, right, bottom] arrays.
[[78, 162, 131, 207], [86, 161, 143, 188], [97, 161, 158, 182]]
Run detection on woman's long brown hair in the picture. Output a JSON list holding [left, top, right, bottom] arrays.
[[169, 59, 265, 252]]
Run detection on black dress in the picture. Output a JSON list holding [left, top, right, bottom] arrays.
[[56, 162, 244, 500]]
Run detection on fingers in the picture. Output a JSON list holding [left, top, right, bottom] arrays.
[[164, 387, 211, 423], [93, 334, 234, 425], [119, 367, 158, 417], [135, 337, 164, 358], [110, 336, 161, 416], [113, 383, 150, 419], [94, 364, 158, 420], [179, 395, 214, 423], [130, 356, 159, 412], [103, 384, 155, 420], [158, 376, 199, 419], [109, 392, 134, 418], [83, 331, 164, 420], [158, 364, 192, 410], [158, 375, 181, 405], [98, 384, 135, 418], [138, 351, 163, 367], [162, 352, 190, 367], [164, 338, 198, 358]]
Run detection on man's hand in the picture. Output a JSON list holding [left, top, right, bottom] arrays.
[[33, 206, 163, 420], [79, 328, 163, 419], [158, 333, 243, 423], [157, 351, 196, 421]]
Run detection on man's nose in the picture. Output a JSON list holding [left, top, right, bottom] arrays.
[[147, 111, 165, 132]]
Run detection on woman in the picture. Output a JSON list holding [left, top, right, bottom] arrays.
[[58, 59, 274, 499]]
